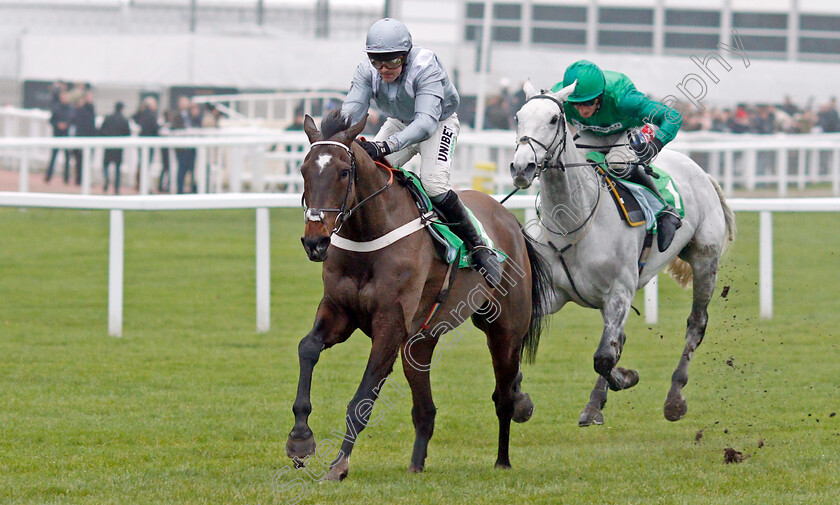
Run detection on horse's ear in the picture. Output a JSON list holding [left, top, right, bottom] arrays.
[[552, 79, 577, 102], [523, 80, 537, 100], [303, 115, 322, 144], [335, 114, 367, 146]]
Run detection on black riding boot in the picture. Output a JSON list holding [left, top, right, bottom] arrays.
[[628, 164, 682, 252], [431, 190, 503, 288]]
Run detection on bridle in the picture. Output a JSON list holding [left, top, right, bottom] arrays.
[[516, 94, 602, 238], [515, 94, 569, 176], [302, 140, 394, 235]]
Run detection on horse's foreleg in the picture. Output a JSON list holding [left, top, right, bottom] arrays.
[[594, 293, 640, 392], [286, 303, 354, 463], [400, 333, 438, 473], [665, 256, 718, 421], [324, 313, 404, 481]]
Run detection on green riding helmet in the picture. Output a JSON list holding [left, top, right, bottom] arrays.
[[552, 60, 606, 103]]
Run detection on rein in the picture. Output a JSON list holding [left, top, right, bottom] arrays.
[[303, 141, 395, 235]]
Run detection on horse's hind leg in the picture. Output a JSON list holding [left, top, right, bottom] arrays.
[[579, 376, 608, 427], [483, 323, 521, 470], [664, 251, 720, 421], [400, 334, 439, 473]]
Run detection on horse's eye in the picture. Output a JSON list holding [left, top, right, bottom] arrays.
[[550, 115, 559, 125], [514, 115, 519, 124], [340, 169, 350, 179]]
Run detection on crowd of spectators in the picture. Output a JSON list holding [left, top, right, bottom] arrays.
[[677, 96, 840, 134], [44, 81, 219, 194], [470, 80, 840, 136]]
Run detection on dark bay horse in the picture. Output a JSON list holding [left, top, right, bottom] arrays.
[[285, 111, 552, 480]]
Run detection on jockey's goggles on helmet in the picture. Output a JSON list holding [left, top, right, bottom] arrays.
[[369, 56, 404, 70], [573, 97, 600, 107]]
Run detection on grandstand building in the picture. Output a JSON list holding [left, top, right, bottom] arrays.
[[0, 0, 838, 112]]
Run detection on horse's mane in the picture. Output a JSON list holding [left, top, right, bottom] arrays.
[[321, 109, 351, 140]]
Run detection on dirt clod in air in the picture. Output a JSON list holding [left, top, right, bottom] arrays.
[[758, 439, 764, 448], [724, 447, 746, 464], [695, 430, 704, 443], [720, 285, 730, 298], [726, 357, 735, 367]]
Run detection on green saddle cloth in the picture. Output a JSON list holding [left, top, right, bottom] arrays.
[[398, 168, 507, 268], [585, 151, 685, 220]]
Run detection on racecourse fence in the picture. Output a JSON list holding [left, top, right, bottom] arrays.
[[2, 104, 840, 196], [2, 192, 838, 336]]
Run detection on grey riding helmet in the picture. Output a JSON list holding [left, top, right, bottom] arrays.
[[365, 18, 412, 61]]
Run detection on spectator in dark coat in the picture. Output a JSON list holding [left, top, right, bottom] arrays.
[[45, 90, 72, 183], [70, 90, 97, 185], [817, 98, 840, 133], [100, 101, 131, 194], [132, 97, 167, 191], [171, 96, 200, 194]]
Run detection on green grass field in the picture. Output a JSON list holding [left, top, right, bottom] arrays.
[[1, 207, 838, 504]]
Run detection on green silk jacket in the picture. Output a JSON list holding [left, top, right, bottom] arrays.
[[559, 70, 682, 145]]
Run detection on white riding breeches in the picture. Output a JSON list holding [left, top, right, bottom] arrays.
[[576, 130, 639, 179], [376, 113, 460, 197]]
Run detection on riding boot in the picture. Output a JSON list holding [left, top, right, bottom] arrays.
[[629, 163, 682, 252], [431, 190, 503, 288]]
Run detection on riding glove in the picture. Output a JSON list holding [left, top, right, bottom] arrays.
[[357, 140, 392, 160], [629, 136, 663, 165]]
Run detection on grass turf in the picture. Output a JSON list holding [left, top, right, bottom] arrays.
[[0, 208, 838, 504]]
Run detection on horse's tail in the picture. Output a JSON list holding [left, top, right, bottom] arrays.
[[522, 230, 553, 364], [665, 175, 736, 288], [710, 174, 737, 250]]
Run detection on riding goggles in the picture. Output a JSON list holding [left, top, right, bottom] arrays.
[[573, 97, 600, 107], [369, 57, 404, 70]]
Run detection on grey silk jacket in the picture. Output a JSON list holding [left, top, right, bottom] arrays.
[[341, 46, 460, 152]]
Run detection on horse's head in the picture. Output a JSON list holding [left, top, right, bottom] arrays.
[[299, 111, 367, 262], [510, 80, 577, 188]]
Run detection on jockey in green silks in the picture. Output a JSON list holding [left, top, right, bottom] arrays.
[[552, 59, 683, 252]]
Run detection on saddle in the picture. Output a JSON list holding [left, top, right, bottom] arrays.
[[585, 151, 684, 232], [387, 163, 506, 268]]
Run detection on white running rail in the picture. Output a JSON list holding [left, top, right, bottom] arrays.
[[1, 192, 838, 336]]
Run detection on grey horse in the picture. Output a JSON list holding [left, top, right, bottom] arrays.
[[510, 81, 736, 426]]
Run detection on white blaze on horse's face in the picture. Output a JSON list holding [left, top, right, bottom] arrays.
[[316, 153, 332, 173]]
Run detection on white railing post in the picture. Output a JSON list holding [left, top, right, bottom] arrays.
[[777, 148, 788, 197], [82, 147, 93, 194], [19, 150, 29, 193], [196, 146, 208, 194], [759, 211, 773, 319], [645, 274, 658, 325], [139, 146, 150, 195], [255, 207, 270, 333], [833, 148, 840, 196], [109, 209, 124, 337]]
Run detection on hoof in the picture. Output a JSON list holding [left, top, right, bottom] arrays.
[[494, 461, 512, 470], [593, 353, 617, 377], [664, 394, 688, 421], [322, 457, 350, 482], [615, 367, 640, 389], [578, 406, 604, 427], [408, 463, 424, 474], [285, 433, 316, 461], [512, 392, 534, 423]]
